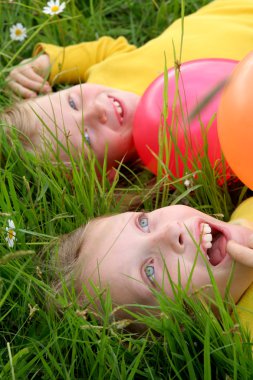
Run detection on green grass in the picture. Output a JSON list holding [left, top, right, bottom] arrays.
[[0, 0, 253, 379]]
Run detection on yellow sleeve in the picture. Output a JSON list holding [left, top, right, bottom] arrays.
[[236, 283, 253, 341], [230, 197, 253, 226], [33, 36, 136, 85]]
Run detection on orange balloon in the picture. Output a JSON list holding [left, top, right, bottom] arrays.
[[217, 51, 253, 190]]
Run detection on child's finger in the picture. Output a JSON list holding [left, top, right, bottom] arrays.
[[7, 81, 37, 99], [227, 240, 253, 267], [9, 69, 51, 93], [20, 66, 49, 85], [8, 74, 51, 95], [16, 73, 50, 93]]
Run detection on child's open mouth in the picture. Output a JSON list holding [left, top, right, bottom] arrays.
[[200, 223, 227, 266], [108, 95, 124, 125]]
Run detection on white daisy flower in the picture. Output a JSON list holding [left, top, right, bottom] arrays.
[[10, 23, 27, 42], [5, 219, 16, 248], [184, 179, 191, 188], [184, 171, 195, 188], [43, 0, 66, 15]]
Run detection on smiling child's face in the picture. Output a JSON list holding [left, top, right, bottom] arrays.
[[78, 205, 253, 315], [30, 83, 140, 168]]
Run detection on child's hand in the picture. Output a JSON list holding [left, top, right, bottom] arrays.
[[227, 236, 253, 267], [6, 54, 52, 98]]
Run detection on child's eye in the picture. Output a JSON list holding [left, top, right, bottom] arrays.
[[84, 130, 91, 146], [69, 97, 78, 110], [145, 265, 155, 282], [138, 213, 150, 233]]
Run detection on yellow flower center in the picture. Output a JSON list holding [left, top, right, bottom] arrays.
[[8, 229, 14, 239], [15, 29, 22, 36], [51, 5, 59, 12]]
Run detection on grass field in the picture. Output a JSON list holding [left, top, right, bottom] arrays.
[[0, 0, 253, 379]]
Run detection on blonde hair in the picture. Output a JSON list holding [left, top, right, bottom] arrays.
[[50, 224, 88, 296], [1, 101, 39, 148], [50, 217, 109, 307]]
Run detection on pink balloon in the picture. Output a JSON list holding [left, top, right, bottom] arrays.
[[133, 58, 237, 178]]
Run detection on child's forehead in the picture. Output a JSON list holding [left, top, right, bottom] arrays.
[[78, 212, 135, 269], [84, 212, 136, 249], [88, 212, 135, 234]]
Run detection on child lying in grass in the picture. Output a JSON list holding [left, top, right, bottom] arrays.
[[2, 0, 253, 176], [53, 198, 253, 335]]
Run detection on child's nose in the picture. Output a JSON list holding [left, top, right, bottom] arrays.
[[84, 102, 107, 125], [153, 222, 185, 254]]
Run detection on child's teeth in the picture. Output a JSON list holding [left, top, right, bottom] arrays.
[[113, 99, 123, 116], [200, 223, 213, 250], [201, 223, 211, 234], [203, 234, 212, 242]]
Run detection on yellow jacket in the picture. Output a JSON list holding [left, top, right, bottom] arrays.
[[33, 0, 253, 95], [230, 197, 253, 339]]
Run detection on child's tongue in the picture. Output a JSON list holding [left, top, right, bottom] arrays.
[[208, 234, 226, 266]]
